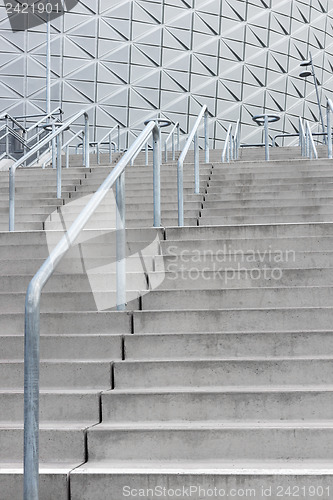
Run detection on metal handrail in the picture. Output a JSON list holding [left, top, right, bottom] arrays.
[[26, 107, 63, 134], [299, 118, 306, 156], [222, 124, 233, 163], [9, 109, 91, 231], [164, 122, 180, 162], [23, 119, 161, 499], [96, 124, 120, 164], [63, 129, 84, 169], [305, 121, 318, 160], [327, 99, 333, 158], [233, 119, 241, 160], [177, 105, 209, 226]]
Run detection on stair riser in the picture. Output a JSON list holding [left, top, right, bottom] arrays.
[[133, 309, 333, 334], [0, 392, 100, 422], [124, 332, 333, 360], [0, 335, 122, 361], [103, 391, 333, 422], [114, 359, 333, 388], [87, 428, 333, 461], [0, 429, 86, 462]]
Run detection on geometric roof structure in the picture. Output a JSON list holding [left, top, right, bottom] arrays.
[[0, 0, 332, 147]]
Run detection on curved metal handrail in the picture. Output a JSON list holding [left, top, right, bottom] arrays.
[[23, 119, 160, 499], [305, 121, 318, 160], [177, 105, 209, 226]]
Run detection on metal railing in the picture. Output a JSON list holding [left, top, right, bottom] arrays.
[[299, 118, 306, 156], [177, 106, 209, 226], [164, 122, 180, 162], [23, 119, 162, 499], [8, 110, 90, 231], [305, 120, 318, 159], [221, 120, 240, 163], [327, 99, 333, 159], [77, 124, 121, 165]]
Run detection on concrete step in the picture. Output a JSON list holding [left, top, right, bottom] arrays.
[[0, 291, 141, 313], [202, 206, 333, 216], [114, 358, 333, 388], [205, 191, 333, 201], [141, 287, 333, 310], [0, 360, 113, 390], [86, 423, 333, 461], [133, 308, 333, 333], [164, 223, 333, 240], [69, 468, 333, 500], [199, 214, 333, 225], [0, 391, 100, 423], [149, 267, 333, 288], [1, 334, 122, 361], [0, 426, 87, 463], [102, 388, 333, 422], [207, 181, 333, 192], [0, 311, 131, 335], [124, 331, 333, 360], [0, 272, 148, 293]]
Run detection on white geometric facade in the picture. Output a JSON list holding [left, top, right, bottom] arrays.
[[0, 0, 332, 147]]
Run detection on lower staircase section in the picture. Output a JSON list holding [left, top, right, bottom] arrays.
[[1, 151, 333, 498]]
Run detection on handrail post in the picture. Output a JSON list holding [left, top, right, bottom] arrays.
[[57, 132, 62, 198], [52, 123, 56, 169], [328, 104, 332, 159], [117, 124, 120, 152], [145, 141, 149, 166], [24, 286, 40, 500], [204, 110, 209, 163], [264, 114, 269, 161], [177, 124, 180, 151], [84, 114, 90, 168], [229, 131, 233, 161], [153, 124, 161, 227], [5, 116, 9, 157], [172, 131, 175, 161], [9, 166, 15, 231], [66, 145, 69, 169], [97, 144, 100, 165], [109, 133, 112, 164], [164, 140, 168, 163], [178, 156, 184, 227], [194, 131, 200, 194], [116, 171, 126, 311]]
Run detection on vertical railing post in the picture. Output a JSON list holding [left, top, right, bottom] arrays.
[[116, 171, 126, 311], [194, 131, 200, 194], [229, 131, 233, 161], [153, 124, 161, 227], [164, 140, 168, 163], [57, 132, 62, 198], [145, 141, 149, 166], [24, 288, 40, 500], [204, 110, 209, 163], [5, 116, 9, 157], [177, 156, 184, 227], [84, 113, 90, 169], [36, 127, 40, 163], [117, 124, 120, 152], [264, 114, 269, 161], [66, 145, 69, 169], [97, 143, 100, 165], [327, 105, 332, 159], [172, 131, 175, 161], [109, 133, 112, 164], [9, 166, 15, 231], [177, 124, 180, 151], [52, 123, 56, 169]]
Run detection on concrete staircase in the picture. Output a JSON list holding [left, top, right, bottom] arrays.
[[1, 147, 333, 499]]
